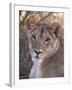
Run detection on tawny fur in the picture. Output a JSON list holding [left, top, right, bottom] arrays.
[[20, 12, 64, 78]]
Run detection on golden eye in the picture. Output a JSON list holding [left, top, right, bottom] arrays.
[[45, 37, 50, 42]]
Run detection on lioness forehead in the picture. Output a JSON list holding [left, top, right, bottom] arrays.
[[34, 24, 48, 33], [30, 24, 49, 38], [31, 24, 53, 41]]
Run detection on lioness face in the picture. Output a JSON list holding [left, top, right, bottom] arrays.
[[27, 24, 57, 60]]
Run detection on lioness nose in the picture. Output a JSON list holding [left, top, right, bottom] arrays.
[[34, 49, 42, 56]]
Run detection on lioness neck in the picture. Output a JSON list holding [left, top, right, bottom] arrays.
[[29, 57, 42, 78]]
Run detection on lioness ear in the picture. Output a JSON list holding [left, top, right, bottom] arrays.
[[53, 22, 64, 40], [49, 22, 64, 39], [19, 23, 29, 33], [20, 24, 36, 42]]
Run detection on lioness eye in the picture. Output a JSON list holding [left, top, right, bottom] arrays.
[[45, 37, 50, 42], [32, 34, 36, 41]]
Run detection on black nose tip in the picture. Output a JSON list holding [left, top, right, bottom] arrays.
[[34, 49, 42, 56]]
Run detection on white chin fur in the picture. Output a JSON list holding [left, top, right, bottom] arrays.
[[29, 53, 42, 78]]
